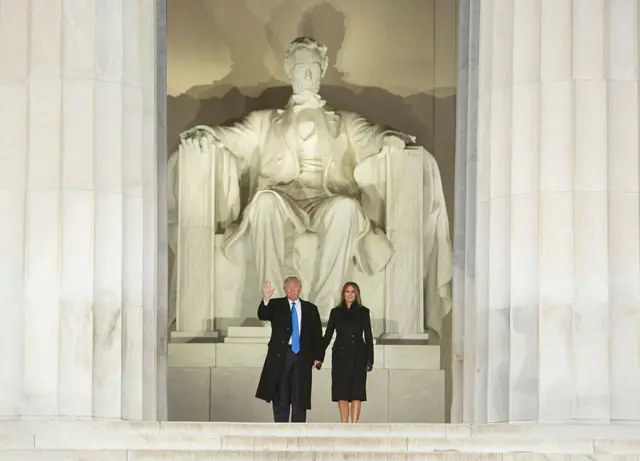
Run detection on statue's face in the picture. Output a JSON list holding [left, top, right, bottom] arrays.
[[289, 48, 322, 94], [284, 280, 302, 300]]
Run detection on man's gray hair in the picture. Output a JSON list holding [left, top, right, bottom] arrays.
[[283, 36, 329, 78], [283, 276, 301, 290]]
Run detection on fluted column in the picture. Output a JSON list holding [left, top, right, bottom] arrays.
[[0, 0, 166, 420], [454, 0, 640, 423]]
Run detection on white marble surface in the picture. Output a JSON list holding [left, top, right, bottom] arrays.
[[1, 419, 640, 460], [167, 342, 443, 423], [168, 342, 439, 369], [0, 0, 165, 419], [167, 144, 446, 341], [454, 0, 640, 424], [171, 134, 453, 337], [384, 149, 425, 334], [154, 0, 170, 422]]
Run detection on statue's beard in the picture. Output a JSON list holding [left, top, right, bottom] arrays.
[[289, 88, 325, 110], [291, 81, 320, 96], [290, 92, 325, 110]]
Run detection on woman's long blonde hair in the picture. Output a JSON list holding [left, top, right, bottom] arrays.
[[339, 281, 362, 307]]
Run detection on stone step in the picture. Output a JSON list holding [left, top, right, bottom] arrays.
[[6, 451, 640, 461], [2, 420, 640, 457]]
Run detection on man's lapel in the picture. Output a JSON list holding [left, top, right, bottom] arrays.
[[284, 298, 293, 331], [299, 300, 307, 338]]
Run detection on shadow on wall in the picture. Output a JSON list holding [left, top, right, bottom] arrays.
[[166, 1, 457, 422], [167, 2, 456, 171]]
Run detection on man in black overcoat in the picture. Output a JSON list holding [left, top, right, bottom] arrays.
[[255, 276, 324, 422]]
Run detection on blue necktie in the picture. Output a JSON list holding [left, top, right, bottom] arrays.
[[291, 301, 300, 353]]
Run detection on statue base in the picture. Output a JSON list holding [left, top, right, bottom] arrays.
[[170, 330, 219, 343], [224, 326, 270, 343], [167, 329, 442, 423], [223, 326, 378, 345], [380, 332, 430, 344]]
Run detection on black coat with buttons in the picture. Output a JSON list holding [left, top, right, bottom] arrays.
[[323, 304, 374, 402], [255, 297, 325, 409]]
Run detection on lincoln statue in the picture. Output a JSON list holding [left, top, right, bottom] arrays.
[[168, 37, 452, 332]]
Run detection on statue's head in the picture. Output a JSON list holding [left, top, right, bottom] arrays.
[[284, 37, 328, 95]]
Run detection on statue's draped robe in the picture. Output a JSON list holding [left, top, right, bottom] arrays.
[[167, 106, 452, 336]]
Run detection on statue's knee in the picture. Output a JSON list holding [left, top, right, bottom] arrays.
[[252, 192, 280, 209], [246, 192, 280, 223]]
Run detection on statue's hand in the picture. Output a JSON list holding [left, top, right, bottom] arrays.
[[381, 134, 406, 155], [180, 127, 222, 150]]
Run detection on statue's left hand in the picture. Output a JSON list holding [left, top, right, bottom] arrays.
[[381, 135, 406, 155]]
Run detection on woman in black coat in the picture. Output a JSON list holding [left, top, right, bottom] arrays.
[[323, 281, 374, 423]]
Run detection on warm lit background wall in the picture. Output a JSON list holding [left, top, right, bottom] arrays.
[[167, 0, 458, 420]]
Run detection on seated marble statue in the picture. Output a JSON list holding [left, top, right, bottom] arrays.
[[168, 37, 451, 326]]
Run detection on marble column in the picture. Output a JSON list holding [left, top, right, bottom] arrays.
[[0, 0, 167, 420], [454, 0, 640, 423]]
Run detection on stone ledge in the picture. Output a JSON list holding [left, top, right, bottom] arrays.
[[1, 420, 640, 455], [168, 342, 441, 369]]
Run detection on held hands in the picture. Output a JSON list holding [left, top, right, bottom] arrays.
[[365, 361, 373, 372], [313, 360, 322, 370], [262, 280, 275, 303]]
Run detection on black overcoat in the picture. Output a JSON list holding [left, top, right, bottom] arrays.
[[323, 304, 374, 402], [255, 297, 325, 409]]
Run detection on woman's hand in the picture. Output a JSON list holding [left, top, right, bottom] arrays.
[[365, 361, 373, 372]]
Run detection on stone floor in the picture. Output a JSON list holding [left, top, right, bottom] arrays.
[[1, 420, 640, 460]]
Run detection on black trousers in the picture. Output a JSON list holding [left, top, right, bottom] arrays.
[[272, 348, 307, 423]]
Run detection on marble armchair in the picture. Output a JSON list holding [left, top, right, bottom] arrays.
[[170, 147, 434, 340]]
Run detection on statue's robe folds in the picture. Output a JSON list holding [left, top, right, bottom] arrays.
[[167, 107, 453, 335]]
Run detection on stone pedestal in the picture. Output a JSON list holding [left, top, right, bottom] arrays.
[[454, 0, 640, 423], [166, 338, 443, 423], [0, 0, 166, 420]]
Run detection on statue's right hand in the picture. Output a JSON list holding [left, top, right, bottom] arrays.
[[180, 128, 220, 150], [262, 280, 275, 302]]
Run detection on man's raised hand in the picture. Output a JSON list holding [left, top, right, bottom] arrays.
[[262, 280, 275, 303]]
